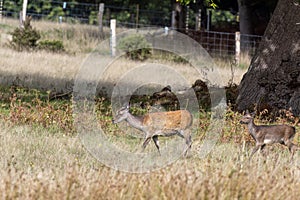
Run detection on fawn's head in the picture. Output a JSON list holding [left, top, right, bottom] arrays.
[[240, 111, 254, 124], [112, 105, 130, 124]]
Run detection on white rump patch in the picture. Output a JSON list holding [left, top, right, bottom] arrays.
[[264, 139, 273, 144]]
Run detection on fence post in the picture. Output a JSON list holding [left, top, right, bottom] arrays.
[[62, 2, 67, 22], [0, 0, 3, 20], [63, 2, 67, 11], [22, 0, 28, 22], [171, 10, 176, 30], [19, 0, 28, 28], [206, 9, 211, 31], [19, 11, 23, 27], [185, 5, 189, 32], [235, 32, 241, 65], [98, 3, 104, 34], [110, 19, 116, 57], [195, 9, 201, 31], [106, 8, 111, 27], [136, 4, 139, 30]]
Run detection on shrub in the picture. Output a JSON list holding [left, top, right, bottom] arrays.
[[38, 40, 65, 53], [117, 34, 152, 61], [89, 11, 98, 25], [9, 16, 41, 51]]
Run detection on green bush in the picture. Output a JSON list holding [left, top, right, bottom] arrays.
[[9, 17, 41, 51], [89, 11, 98, 25], [38, 40, 65, 53], [117, 34, 152, 61]]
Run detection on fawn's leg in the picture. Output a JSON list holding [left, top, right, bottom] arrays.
[[152, 135, 161, 155], [283, 137, 298, 160], [250, 143, 264, 159], [259, 144, 267, 156]]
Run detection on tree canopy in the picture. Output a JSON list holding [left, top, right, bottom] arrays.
[[2, 0, 276, 32]]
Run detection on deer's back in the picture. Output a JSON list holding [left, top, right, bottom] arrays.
[[143, 110, 192, 131], [256, 124, 295, 139]]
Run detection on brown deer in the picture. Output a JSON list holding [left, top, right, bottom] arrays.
[[240, 111, 298, 159], [112, 105, 193, 156]]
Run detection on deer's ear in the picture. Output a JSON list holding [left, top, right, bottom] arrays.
[[245, 110, 250, 115], [119, 103, 129, 111], [250, 111, 256, 117], [122, 103, 130, 110]]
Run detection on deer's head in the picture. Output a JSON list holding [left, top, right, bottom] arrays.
[[112, 105, 130, 124], [240, 111, 254, 124]]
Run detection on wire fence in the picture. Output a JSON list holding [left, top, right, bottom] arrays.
[[2, 1, 170, 26], [1, 1, 262, 59], [187, 30, 262, 58]]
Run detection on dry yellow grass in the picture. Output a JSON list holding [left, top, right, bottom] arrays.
[[2, 18, 299, 199], [0, 47, 82, 93], [0, 18, 247, 95], [0, 47, 246, 95], [0, 119, 299, 199]]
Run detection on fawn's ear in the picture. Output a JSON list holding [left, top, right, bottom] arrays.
[[245, 110, 255, 117], [250, 111, 256, 117]]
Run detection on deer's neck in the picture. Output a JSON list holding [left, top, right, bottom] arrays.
[[126, 114, 145, 131], [248, 119, 258, 138]]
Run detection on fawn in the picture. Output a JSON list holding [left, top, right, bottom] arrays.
[[240, 111, 298, 159]]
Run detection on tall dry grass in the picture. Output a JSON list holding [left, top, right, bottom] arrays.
[[0, 18, 249, 104], [0, 119, 299, 199], [0, 18, 103, 93], [0, 17, 109, 53], [1, 18, 299, 199]]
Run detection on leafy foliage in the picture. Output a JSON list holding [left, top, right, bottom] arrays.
[[176, 0, 218, 8], [117, 34, 152, 61], [9, 17, 41, 51], [38, 40, 65, 53], [9, 17, 65, 53], [88, 11, 98, 25], [47, 6, 65, 21], [7, 88, 74, 135]]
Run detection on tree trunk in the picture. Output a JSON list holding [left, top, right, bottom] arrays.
[[237, 0, 300, 115], [238, 0, 255, 52], [238, 0, 254, 35], [173, 2, 186, 30]]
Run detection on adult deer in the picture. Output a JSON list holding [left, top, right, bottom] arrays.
[[240, 111, 298, 159], [112, 105, 193, 156]]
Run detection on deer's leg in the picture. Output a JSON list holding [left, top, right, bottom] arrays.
[[142, 136, 152, 151], [283, 138, 297, 155], [259, 144, 270, 157], [250, 143, 263, 159], [182, 130, 192, 157], [289, 145, 300, 161], [286, 141, 298, 160], [152, 135, 161, 155], [175, 130, 184, 138], [260, 144, 267, 156], [284, 138, 297, 161]]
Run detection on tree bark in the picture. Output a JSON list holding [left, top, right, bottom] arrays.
[[238, 0, 254, 35], [173, 2, 186, 30], [237, 0, 300, 115]]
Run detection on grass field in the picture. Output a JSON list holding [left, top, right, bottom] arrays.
[[0, 117, 299, 199], [0, 18, 300, 199]]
